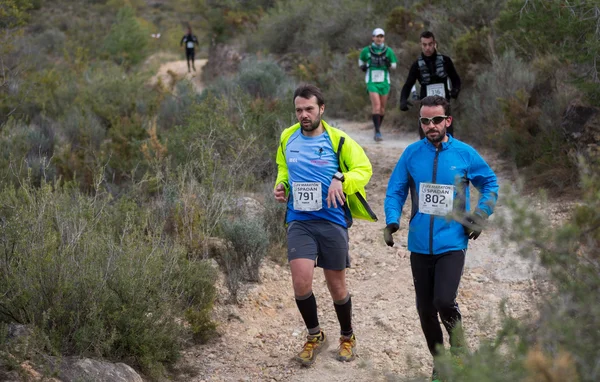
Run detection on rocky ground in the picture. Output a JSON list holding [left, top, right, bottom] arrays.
[[174, 120, 563, 382]]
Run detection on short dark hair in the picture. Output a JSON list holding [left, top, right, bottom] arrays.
[[420, 31, 435, 41], [420, 95, 450, 115], [293, 84, 325, 107]]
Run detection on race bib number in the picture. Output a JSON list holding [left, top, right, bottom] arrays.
[[418, 183, 454, 216], [293, 182, 322, 212], [426, 83, 446, 97], [187, 41, 195, 48], [371, 70, 385, 83]]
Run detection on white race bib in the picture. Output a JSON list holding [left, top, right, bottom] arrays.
[[293, 182, 322, 212], [426, 83, 446, 97], [371, 70, 385, 83], [187, 41, 195, 48], [418, 183, 454, 216]]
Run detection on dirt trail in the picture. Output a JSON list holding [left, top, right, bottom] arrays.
[[175, 118, 543, 381], [151, 59, 208, 93]]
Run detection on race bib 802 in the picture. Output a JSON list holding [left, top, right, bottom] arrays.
[[418, 183, 454, 216], [293, 182, 322, 212]]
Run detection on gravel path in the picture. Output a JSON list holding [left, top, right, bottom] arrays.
[[175, 120, 546, 382]]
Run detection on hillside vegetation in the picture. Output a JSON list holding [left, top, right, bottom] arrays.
[[1, 0, 599, 380]]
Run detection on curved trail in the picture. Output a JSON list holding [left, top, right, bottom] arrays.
[[175, 116, 540, 381], [151, 59, 208, 93]]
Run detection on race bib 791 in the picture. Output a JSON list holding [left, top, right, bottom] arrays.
[[293, 182, 322, 212]]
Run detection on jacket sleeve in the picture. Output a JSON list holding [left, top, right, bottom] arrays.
[[384, 152, 410, 225], [400, 61, 419, 103], [340, 136, 372, 195], [468, 150, 498, 217], [274, 139, 290, 195], [180, 35, 185, 46], [445, 56, 461, 92]]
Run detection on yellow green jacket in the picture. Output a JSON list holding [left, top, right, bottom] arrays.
[[274, 120, 378, 225]]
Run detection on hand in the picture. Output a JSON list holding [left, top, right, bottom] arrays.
[[450, 88, 460, 99], [400, 101, 412, 112], [383, 223, 399, 247], [326, 179, 346, 208], [462, 213, 485, 240], [383, 57, 391, 68], [273, 183, 287, 203], [360, 65, 368, 72]]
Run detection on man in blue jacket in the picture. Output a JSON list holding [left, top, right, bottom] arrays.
[[383, 95, 498, 381]]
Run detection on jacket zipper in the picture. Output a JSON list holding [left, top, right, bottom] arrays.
[[429, 146, 440, 255]]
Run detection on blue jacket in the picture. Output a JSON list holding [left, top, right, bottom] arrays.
[[384, 135, 498, 254]]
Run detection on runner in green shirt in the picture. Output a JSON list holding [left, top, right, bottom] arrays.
[[359, 28, 398, 141]]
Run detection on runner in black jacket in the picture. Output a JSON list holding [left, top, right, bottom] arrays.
[[180, 26, 199, 73], [400, 31, 461, 138]]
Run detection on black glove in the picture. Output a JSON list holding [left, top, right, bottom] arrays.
[[450, 88, 460, 99], [383, 57, 391, 68], [462, 213, 485, 240], [360, 65, 368, 72], [399, 101, 412, 112], [383, 223, 399, 247]]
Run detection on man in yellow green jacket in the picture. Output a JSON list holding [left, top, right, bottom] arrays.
[[273, 84, 376, 366]]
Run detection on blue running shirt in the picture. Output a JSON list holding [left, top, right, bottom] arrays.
[[285, 129, 346, 227]]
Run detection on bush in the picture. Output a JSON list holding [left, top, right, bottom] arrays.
[[221, 216, 269, 302], [462, 50, 535, 145], [434, 159, 600, 381], [0, 179, 217, 378], [250, 0, 371, 55], [103, 5, 149, 66]]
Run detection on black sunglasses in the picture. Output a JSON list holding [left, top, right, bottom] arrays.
[[419, 116, 448, 125]]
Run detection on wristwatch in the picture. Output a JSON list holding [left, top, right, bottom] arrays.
[[333, 171, 345, 182]]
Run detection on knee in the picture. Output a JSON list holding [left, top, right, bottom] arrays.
[[380, 106, 386, 115], [433, 297, 456, 314], [293, 279, 312, 297], [329, 284, 348, 301]]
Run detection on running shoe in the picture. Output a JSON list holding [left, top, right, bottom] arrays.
[[374, 132, 383, 142], [294, 331, 328, 366], [336, 333, 356, 362]]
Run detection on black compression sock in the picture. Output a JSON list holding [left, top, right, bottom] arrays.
[[334, 294, 353, 336], [372, 114, 381, 134], [295, 292, 320, 334], [380, 114, 385, 125]]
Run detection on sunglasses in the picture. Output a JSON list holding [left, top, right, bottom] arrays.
[[374, 35, 384, 38], [419, 116, 448, 125]]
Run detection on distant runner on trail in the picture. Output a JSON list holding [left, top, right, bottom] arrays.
[[180, 26, 199, 72], [383, 96, 498, 382], [273, 84, 377, 366], [400, 31, 461, 139], [359, 28, 398, 142]]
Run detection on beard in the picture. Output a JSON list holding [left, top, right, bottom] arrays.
[[300, 112, 322, 132], [425, 126, 446, 143]]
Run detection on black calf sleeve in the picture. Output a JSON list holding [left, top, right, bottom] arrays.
[[295, 292, 320, 334], [334, 294, 353, 336]]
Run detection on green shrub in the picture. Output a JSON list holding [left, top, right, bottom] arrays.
[[236, 57, 291, 99], [157, 80, 199, 129], [462, 50, 536, 146], [103, 5, 149, 66], [435, 160, 600, 381], [220, 216, 269, 302], [251, 0, 370, 55], [0, 179, 217, 377]]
